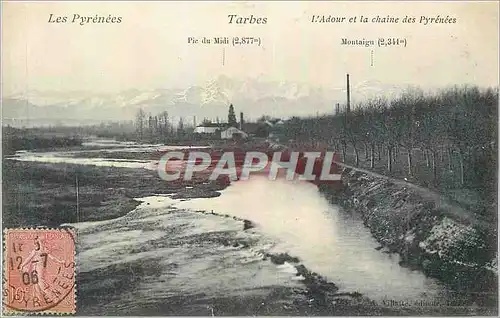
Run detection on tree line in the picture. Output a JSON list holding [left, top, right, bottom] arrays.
[[2, 126, 83, 155], [135, 109, 195, 141], [281, 85, 498, 196]]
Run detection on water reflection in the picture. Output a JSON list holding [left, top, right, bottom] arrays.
[[175, 176, 445, 302]]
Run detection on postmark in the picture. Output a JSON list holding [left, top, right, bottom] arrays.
[[3, 228, 76, 314]]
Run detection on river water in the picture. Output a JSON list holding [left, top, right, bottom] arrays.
[[8, 139, 451, 314], [174, 176, 445, 301]]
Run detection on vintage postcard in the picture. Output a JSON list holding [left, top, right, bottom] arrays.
[[1, 1, 498, 316]]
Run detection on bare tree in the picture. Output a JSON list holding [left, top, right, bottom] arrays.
[[135, 108, 146, 139]]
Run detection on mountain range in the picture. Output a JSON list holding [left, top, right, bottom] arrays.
[[2, 75, 404, 127]]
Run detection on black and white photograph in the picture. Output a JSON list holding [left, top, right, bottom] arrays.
[[1, 1, 498, 316]]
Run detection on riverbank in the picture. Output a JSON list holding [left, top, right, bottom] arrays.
[[4, 160, 399, 315], [324, 166, 498, 312], [2, 160, 225, 228], [4, 154, 497, 315]]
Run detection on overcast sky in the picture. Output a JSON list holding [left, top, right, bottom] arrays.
[[2, 1, 498, 95]]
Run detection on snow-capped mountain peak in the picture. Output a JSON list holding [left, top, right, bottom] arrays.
[[2, 76, 404, 127]]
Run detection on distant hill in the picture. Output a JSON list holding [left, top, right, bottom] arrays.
[[2, 75, 404, 127]]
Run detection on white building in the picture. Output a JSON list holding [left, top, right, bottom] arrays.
[[194, 123, 225, 134]]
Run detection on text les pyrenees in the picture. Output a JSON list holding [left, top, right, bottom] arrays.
[[48, 14, 122, 25]]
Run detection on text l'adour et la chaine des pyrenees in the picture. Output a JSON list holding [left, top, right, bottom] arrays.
[[311, 14, 457, 25]]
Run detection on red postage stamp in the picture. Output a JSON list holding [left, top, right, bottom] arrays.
[[3, 228, 76, 314]]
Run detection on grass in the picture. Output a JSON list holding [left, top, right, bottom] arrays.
[[2, 160, 224, 228]]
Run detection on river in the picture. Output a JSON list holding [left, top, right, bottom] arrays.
[[7, 139, 452, 315]]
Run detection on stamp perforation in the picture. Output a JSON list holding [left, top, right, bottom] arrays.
[[3, 227, 77, 315]]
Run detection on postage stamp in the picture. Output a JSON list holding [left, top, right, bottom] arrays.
[[3, 228, 76, 315]]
